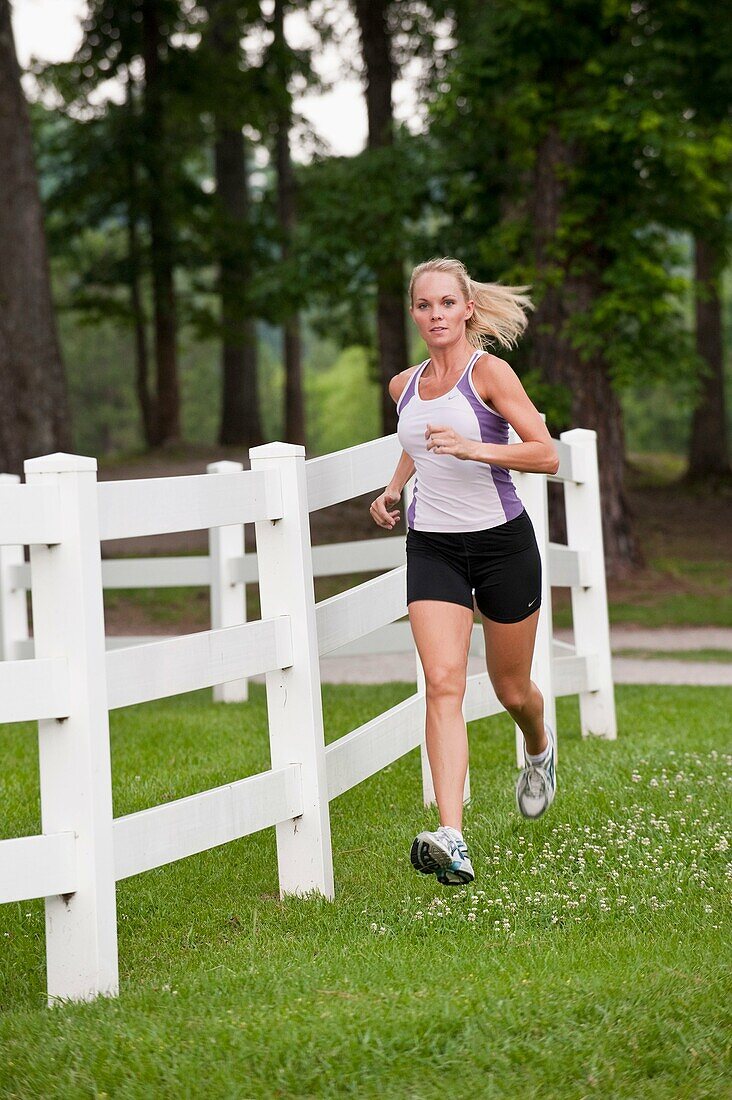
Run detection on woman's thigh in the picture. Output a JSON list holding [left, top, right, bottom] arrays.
[[406, 528, 475, 692], [481, 608, 540, 705], [408, 600, 474, 694]]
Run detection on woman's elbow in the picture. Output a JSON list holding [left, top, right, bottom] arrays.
[[545, 447, 560, 475]]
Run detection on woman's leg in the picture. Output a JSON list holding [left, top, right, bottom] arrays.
[[480, 608, 547, 755], [408, 599, 474, 831]]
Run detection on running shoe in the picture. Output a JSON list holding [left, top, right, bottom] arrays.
[[515, 721, 557, 819], [435, 866, 469, 887], [410, 825, 475, 884]]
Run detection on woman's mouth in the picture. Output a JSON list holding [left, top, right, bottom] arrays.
[[430, 327, 447, 333]]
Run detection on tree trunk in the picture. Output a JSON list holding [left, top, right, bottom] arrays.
[[686, 234, 730, 482], [531, 123, 644, 576], [273, 0, 305, 448], [215, 129, 263, 446], [125, 72, 155, 447], [142, 0, 180, 447], [567, 351, 645, 578], [0, 0, 71, 476], [206, 0, 263, 448], [353, 0, 409, 438]]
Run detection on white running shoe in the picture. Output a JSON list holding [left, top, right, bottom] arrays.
[[410, 825, 475, 884], [516, 722, 557, 819]]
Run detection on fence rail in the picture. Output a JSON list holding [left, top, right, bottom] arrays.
[[0, 427, 616, 1005]]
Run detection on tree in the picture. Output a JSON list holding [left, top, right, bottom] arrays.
[[0, 0, 71, 475], [271, 0, 305, 446], [202, 0, 265, 447], [421, 0, 724, 577]]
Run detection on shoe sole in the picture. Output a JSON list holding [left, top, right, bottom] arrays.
[[410, 834, 475, 883], [437, 867, 474, 886], [410, 834, 452, 875], [515, 777, 556, 819], [515, 728, 557, 819]]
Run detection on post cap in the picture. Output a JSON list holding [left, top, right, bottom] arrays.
[[24, 453, 98, 474], [249, 442, 306, 460], [207, 460, 244, 473]]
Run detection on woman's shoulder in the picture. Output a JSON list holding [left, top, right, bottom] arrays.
[[388, 361, 425, 406], [471, 351, 510, 410]]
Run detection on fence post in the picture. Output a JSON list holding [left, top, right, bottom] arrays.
[[0, 474, 30, 661], [560, 429, 617, 739], [207, 460, 248, 702], [249, 442, 334, 899], [509, 423, 556, 768], [403, 476, 471, 809], [24, 453, 118, 1004]]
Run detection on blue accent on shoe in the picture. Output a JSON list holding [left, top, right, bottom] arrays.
[[410, 826, 475, 883], [515, 722, 557, 819]]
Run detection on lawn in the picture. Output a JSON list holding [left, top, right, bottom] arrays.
[[0, 684, 730, 1098]]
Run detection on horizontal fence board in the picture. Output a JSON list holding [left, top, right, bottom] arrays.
[[311, 537, 406, 577], [11, 557, 212, 591], [463, 670, 504, 724], [106, 617, 292, 709], [316, 566, 406, 656], [101, 556, 211, 588], [326, 691, 425, 800], [547, 544, 593, 588], [546, 439, 582, 484], [553, 653, 598, 696], [0, 656, 69, 722], [0, 832, 76, 903], [114, 764, 302, 880], [0, 483, 62, 546], [98, 468, 282, 541], [305, 435, 400, 513]]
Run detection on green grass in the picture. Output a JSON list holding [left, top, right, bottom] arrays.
[[103, 585, 211, 626], [613, 648, 732, 663], [1, 685, 730, 1098]]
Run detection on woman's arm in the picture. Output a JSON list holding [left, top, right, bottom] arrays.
[[469, 356, 559, 474], [387, 449, 416, 494]]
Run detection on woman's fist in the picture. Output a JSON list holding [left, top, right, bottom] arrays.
[[370, 486, 401, 529]]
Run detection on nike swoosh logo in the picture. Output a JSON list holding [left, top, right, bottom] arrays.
[[447, 394, 457, 400], [528, 596, 539, 607]]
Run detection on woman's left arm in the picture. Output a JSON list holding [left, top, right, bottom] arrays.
[[468, 357, 559, 475]]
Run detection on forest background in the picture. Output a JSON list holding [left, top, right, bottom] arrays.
[[1, 0, 730, 586]]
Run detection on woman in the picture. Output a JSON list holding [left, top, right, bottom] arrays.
[[369, 256, 559, 887]]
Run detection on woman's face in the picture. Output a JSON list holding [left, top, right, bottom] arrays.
[[410, 273, 473, 349]]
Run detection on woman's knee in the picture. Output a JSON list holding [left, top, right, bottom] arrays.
[[494, 679, 533, 711], [425, 664, 466, 701]]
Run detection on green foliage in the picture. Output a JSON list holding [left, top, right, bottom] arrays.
[[24, 0, 732, 466], [305, 346, 381, 455]]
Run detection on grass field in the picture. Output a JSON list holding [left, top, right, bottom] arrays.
[[1, 684, 730, 1097]]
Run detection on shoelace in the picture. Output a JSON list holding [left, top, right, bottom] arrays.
[[438, 828, 468, 861], [525, 766, 547, 798]]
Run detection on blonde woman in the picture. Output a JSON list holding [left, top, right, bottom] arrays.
[[370, 257, 559, 886]]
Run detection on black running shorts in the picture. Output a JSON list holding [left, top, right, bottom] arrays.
[[406, 507, 542, 624]]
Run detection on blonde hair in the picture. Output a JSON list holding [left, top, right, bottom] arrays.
[[408, 256, 534, 351]]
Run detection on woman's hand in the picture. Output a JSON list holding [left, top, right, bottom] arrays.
[[425, 423, 476, 461], [370, 485, 401, 529]]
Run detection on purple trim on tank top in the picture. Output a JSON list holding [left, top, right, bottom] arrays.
[[396, 361, 427, 416], [456, 369, 524, 522], [407, 479, 417, 527]]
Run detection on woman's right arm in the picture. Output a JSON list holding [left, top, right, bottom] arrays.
[[370, 450, 415, 529], [387, 450, 416, 495]]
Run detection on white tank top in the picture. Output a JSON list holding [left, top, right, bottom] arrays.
[[396, 350, 524, 532]]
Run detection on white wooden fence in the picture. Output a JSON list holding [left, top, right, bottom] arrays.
[[0, 427, 615, 1005]]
